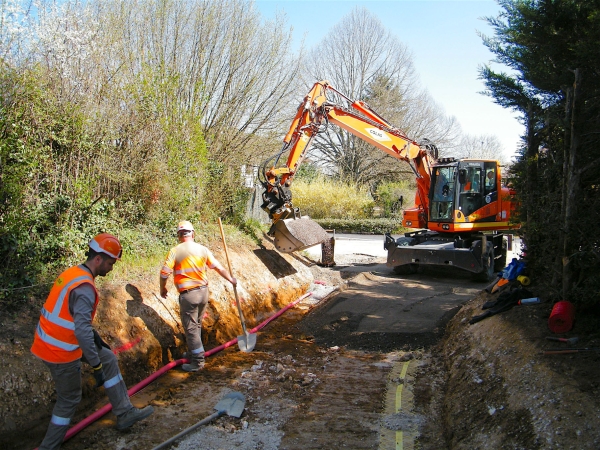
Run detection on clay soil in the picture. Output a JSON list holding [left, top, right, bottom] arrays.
[[2, 248, 600, 450]]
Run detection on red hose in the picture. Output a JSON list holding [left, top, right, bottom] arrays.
[[56, 292, 313, 444]]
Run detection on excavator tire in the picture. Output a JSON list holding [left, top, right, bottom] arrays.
[[473, 242, 495, 282]]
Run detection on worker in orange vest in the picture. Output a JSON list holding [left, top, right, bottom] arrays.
[[160, 220, 237, 372], [31, 233, 154, 449]]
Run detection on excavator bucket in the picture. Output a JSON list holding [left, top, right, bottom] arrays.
[[271, 217, 330, 253]]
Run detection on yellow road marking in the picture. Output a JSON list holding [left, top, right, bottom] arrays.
[[380, 359, 416, 450], [400, 361, 409, 379], [395, 384, 403, 412]]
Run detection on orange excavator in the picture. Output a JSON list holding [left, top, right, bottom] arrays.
[[259, 80, 519, 280]]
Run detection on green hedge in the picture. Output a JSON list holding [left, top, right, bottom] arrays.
[[314, 218, 406, 234]]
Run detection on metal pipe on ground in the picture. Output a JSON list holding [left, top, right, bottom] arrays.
[[41, 292, 313, 448]]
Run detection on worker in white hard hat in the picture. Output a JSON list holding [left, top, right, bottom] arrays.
[[31, 233, 154, 449], [160, 220, 237, 371]]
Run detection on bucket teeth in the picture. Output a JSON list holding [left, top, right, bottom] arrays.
[[271, 217, 329, 253]]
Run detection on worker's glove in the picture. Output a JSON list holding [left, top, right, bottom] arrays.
[[92, 363, 105, 388], [93, 329, 111, 351]]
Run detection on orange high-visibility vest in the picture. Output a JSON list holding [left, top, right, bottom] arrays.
[[31, 266, 99, 363], [160, 242, 219, 292]]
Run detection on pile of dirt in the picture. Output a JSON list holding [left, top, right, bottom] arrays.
[[414, 289, 600, 449]]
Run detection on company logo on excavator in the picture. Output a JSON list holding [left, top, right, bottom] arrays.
[[366, 128, 391, 141]]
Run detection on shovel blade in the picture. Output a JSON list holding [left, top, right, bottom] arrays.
[[214, 391, 246, 418], [238, 331, 257, 352], [270, 217, 330, 253]]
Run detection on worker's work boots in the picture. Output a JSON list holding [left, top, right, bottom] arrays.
[[182, 354, 205, 372], [116, 406, 154, 430]]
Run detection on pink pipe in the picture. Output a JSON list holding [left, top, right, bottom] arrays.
[[56, 292, 313, 445]]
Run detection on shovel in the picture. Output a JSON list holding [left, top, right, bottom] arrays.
[[218, 218, 257, 352], [151, 391, 246, 450]]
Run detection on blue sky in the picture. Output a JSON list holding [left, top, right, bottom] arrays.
[[255, 0, 522, 161]]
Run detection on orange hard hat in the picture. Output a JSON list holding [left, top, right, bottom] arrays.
[[177, 220, 194, 233], [89, 233, 122, 260]]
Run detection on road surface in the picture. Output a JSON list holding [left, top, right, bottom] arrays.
[[303, 233, 523, 263]]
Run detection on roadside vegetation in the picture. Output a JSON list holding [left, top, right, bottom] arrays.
[[292, 176, 408, 234], [1, 0, 599, 325], [480, 0, 600, 308]]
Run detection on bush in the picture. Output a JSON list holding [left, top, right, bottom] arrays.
[[373, 180, 414, 218], [292, 177, 374, 219], [315, 218, 406, 235]]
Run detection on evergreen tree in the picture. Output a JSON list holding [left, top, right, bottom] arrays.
[[480, 0, 600, 305]]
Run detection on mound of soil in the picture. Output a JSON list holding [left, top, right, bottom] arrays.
[[415, 289, 600, 449]]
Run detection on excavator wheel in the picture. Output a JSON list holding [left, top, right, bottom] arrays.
[[473, 242, 495, 282]]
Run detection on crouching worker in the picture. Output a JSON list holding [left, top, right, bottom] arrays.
[[31, 233, 154, 450], [160, 220, 237, 372]]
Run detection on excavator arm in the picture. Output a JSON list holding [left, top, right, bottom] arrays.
[[260, 80, 437, 252]]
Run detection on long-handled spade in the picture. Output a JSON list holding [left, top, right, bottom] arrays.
[[151, 391, 246, 450], [218, 218, 257, 352]]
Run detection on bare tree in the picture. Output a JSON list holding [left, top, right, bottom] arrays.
[[26, 0, 302, 158], [300, 7, 460, 185], [457, 133, 507, 163], [91, 0, 302, 161]]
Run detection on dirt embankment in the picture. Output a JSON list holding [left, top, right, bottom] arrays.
[[0, 238, 315, 446], [415, 290, 600, 450]]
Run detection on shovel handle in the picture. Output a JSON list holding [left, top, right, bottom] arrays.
[[217, 218, 248, 334], [152, 411, 222, 450], [543, 348, 600, 355]]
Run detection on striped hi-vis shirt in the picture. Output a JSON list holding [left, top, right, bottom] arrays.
[[160, 241, 221, 292]]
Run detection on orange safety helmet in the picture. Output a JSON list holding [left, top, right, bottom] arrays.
[[177, 220, 195, 233], [89, 233, 122, 260]]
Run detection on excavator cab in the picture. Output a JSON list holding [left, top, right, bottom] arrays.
[[457, 161, 498, 218], [429, 160, 502, 227]]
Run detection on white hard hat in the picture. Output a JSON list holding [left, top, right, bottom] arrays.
[[177, 220, 194, 232]]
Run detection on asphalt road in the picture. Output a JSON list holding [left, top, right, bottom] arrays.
[[304, 233, 523, 262], [301, 233, 524, 350], [303, 233, 388, 259]]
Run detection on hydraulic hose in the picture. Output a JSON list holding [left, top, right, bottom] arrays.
[[54, 292, 313, 445]]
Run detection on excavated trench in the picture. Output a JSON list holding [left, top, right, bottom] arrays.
[[2, 239, 600, 449]]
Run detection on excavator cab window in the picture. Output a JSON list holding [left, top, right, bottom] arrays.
[[484, 162, 497, 193], [458, 163, 484, 217], [482, 161, 499, 207], [460, 166, 481, 193], [430, 166, 456, 220]]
